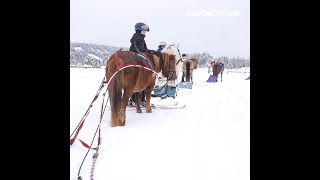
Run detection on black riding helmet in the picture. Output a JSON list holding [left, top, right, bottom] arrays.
[[135, 22, 150, 32]]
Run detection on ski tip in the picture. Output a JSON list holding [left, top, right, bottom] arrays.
[[178, 105, 186, 109]]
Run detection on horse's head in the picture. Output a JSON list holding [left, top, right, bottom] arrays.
[[161, 43, 183, 78], [172, 42, 180, 49], [162, 43, 183, 62], [160, 52, 177, 81]]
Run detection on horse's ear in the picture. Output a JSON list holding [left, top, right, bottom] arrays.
[[176, 43, 180, 49]]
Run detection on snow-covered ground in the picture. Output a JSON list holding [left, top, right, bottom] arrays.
[[70, 67, 250, 180]]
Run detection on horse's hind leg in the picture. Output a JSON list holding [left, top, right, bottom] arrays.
[[118, 89, 133, 126], [109, 90, 122, 127], [135, 92, 142, 113], [118, 103, 127, 126], [144, 86, 153, 113], [191, 70, 193, 83]]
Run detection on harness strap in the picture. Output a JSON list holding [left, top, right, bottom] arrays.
[[76, 87, 108, 180], [70, 77, 106, 145], [78, 139, 98, 150], [115, 51, 120, 69], [70, 91, 106, 150]]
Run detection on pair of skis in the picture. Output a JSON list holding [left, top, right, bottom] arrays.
[[128, 102, 186, 110], [150, 102, 185, 109], [107, 102, 186, 110]]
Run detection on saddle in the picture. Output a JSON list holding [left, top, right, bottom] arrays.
[[132, 52, 152, 68]]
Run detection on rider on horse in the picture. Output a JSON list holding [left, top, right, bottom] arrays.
[[157, 41, 167, 53], [129, 22, 160, 56], [128, 22, 160, 106]]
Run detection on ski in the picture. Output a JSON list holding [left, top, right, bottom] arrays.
[[151, 102, 178, 107], [154, 104, 186, 109], [106, 102, 185, 110], [125, 104, 185, 110], [126, 102, 178, 108]]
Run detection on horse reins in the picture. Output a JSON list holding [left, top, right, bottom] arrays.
[[70, 76, 109, 180]]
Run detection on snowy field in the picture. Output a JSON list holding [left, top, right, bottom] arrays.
[[70, 67, 250, 180]]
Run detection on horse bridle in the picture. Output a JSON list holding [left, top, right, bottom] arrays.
[[159, 52, 175, 80], [166, 44, 186, 80]]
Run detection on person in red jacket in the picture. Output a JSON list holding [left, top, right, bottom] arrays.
[[211, 60, 219, 75]]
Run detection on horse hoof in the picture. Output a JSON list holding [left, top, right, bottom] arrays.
[[137, 109, 142, 113], [111, 123, 117, 127], [119, 119, 126, 126], [146, 109, 152, 113]]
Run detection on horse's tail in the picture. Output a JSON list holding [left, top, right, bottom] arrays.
[[186, 61, 190, 82], [107, 56, 122, 126]]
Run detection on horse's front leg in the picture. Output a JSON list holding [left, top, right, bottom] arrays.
[[135, 92, 142, 113]]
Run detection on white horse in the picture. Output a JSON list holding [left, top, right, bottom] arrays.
[[160, 43, 184, 86]]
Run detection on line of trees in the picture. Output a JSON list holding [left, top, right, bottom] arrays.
[[70, 42, 249, 69]]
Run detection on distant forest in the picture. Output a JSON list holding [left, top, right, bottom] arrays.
[[70, 42, 250, 69]]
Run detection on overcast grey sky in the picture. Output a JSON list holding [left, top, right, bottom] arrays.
[[70, 0, 250, 58]]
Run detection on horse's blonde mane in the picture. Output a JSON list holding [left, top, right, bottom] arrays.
[[160, 52, 177, 76], [161, 53, 171, 70], [152, 54, 160, 72], [160, 43, 183, 84]]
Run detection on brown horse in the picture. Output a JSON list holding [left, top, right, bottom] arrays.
[[212, 62, 224, 82], [105, 51, 177, 127], [190, 58, 198, 69], [183, 58, 198, 82]]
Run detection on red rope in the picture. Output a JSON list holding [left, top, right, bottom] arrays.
[[70, 77, 106, 146], [78, 139, 98, 150]]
